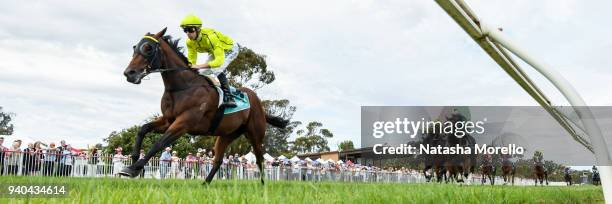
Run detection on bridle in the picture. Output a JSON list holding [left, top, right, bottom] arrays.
[[133, 35, 189, 76], [131, 35, 214, 92]]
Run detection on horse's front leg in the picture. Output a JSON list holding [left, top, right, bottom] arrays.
[[120, 117, 189, 178], [423, 164, 432, 181], [131, 118, 169, 164]]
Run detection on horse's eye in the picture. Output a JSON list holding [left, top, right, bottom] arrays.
[[139, 43, 152, 55]]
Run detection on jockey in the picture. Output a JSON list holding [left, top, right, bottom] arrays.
[[180, 14, 239, 108], [533, 150, 543, 164]]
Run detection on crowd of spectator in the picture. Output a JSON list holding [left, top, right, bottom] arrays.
[[0, 137, 107, 177], [0, 137, 425, 183]]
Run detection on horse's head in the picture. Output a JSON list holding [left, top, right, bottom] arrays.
[[124, 28, 167, 84]]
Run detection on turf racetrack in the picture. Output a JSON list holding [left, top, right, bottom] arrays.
[[0, 176, 604, 203]]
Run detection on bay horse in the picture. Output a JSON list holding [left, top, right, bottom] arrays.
[[119, 28, 288, 184], [480, 155, 495, 185], [443, 113, 477, 183], [500, 155, 515, 185], [534, 162, 549, 186], [421, 131, 447, 183], [593, 170, 601, 185], [564, 168, 573, 186]]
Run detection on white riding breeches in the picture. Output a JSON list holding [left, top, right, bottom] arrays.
[[198, 43, 241, 76]]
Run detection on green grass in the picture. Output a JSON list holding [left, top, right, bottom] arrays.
[[0, 176, 604, 204]]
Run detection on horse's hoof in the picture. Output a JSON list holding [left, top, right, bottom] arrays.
[[203, 180, 212, 185], [118, 167, 141, 178]]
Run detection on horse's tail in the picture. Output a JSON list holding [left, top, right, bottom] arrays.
[[266, 114, 289, 128]]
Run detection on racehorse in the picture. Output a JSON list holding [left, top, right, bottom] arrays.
[[534, 162, 549, 186], [119, 28, 288, 184], [501, 156, 515, 185], [421, 131, 447, 182], [593, 171, 601, 186], [564, 170, 572, 186], [443, 113, 477, 183], [480, 157, 495, 185]]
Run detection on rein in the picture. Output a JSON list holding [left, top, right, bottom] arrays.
[[136, 35, 192, 76], [134, 35, 215, 92]]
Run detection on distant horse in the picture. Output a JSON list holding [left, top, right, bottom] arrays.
[[119, 28, 288, 184], [480, 158, 495, 185], [445, 121, 477, 183], [593, 171, 601, 186], [443, 113, 477, 183], [501, 156, 515, 185], [564, 170, 572, 186], [534, 162, 549, 186], [422, 131, 447, 182]]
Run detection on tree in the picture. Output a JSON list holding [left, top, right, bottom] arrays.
[[227, 46, 275, 90], [291, 121, 334, 154], [338, 140, 354, 152], [262, 99, 299, 156], [0, 107, 14, 135]]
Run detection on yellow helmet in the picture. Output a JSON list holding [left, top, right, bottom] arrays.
[[180, 14, 202, 28]]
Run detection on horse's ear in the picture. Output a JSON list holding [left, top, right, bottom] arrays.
[[154, 27, 167, 38]]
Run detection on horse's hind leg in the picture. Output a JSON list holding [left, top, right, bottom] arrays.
[[204, 131, 242, 184], [245, 121, 266, 185]]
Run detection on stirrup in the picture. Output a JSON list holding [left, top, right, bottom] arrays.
[[222, 102, 237, 108], [222, 96, 237, 108]]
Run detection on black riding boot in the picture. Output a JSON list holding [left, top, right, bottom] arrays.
[[217, 73, 237, 108]]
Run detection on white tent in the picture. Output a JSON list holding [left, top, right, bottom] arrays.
[[304, 157, 312, 162], [244, 152, 256, 162], [278, 155, 287, 160], [263, 153, 274, 161], [290, 156, 300, 162]]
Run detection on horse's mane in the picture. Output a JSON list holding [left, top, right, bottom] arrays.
[[160, 35, 190, 66]]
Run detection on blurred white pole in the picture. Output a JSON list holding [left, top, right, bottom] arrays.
[[435, 0, 612, 202], [481, 22, 612, 202]]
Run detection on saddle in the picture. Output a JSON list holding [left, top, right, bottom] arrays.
[[201, 75, 250, 113], [200, 75, 250, 135]]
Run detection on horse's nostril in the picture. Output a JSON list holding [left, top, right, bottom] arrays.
[[125, 70, 136, 77]]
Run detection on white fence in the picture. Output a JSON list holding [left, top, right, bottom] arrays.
[[1, 150, 546, 185], [0, 151, 428, 183]]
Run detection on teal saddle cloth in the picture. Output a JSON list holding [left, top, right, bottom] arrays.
[[219, 86, 250, 114]]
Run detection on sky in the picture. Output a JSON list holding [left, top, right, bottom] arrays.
[[1, 0, 611, 152]]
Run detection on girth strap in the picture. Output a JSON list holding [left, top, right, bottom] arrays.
[[205, 106, 226, 135]]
